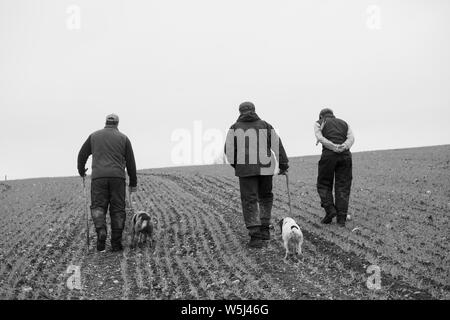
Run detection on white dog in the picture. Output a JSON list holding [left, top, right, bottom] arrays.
[[278, 217, 303, 260]]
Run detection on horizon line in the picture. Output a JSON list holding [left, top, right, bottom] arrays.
[[2, 143, 449, 182]]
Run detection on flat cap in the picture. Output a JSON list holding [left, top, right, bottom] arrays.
[[106, 113, 119, 122]]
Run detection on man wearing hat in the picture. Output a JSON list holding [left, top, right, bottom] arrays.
[[314, 108, 354, 227], [77, 114, 137, 252], [225, 102, 289, 248]]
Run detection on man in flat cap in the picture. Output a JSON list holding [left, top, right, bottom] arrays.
[[225, 102, 289, 248], [78, 114, 137, 252], [314, 108, 354, 227]]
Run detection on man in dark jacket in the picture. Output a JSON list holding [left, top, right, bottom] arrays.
[[78, 114, 137, 252], [314, 108, 354, 227], [225, 102, 289, 248]]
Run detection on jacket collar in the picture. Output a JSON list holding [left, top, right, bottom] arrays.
[[236, 112, 261, 122], [317, 114, 335, 125]]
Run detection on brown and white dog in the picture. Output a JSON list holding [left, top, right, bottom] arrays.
[[131, 211, 154, 248], [278, 217, 303, 260]]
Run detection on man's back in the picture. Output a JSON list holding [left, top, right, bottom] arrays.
[[320, 116, 351, 155], [91, 126, 128, 180], [321, 117, 349, 146], [227, 111, 288, 177], [78, 120, 137, 188]]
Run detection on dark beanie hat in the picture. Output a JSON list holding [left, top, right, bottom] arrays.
[[239, 101, 255, 114], [319, 108, 334, 118]]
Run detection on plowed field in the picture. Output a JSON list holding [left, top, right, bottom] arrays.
[[0, 145, 449, 299]]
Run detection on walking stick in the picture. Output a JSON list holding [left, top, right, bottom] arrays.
[[285, 172, 293, 216], [82, 176, 90, 250]]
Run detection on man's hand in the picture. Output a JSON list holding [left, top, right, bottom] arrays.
[[129, 186, 137, 193], [278, 164, 289, 175], [79, 168, 88, 177], [330, 144, 344, 153], [336, 144, 347, 153]]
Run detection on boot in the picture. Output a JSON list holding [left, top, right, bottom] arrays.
[[96, 228, 107, 252], [111, 243, 123, 252], [91, 208, 107, 251], [321, 205, 337, 224], [247, 226, 263, 248], [260, 225, 271, 241], [336, 214, 347, 227], [248, 236, 263, 248], [111, 229, 123, 252], [259, 200, 273, 241]]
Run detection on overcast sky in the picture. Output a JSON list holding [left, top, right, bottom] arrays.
[[1, 0, 449, 180]]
